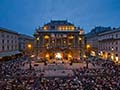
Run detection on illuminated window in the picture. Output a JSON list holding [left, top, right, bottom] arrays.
[[59, 27, 61, 30], [46, 53, 49, 58], [71, 26, 74, 30], [79, 30, 84, 34], [64, 41, 66, 44], [69, 26, 74, 30], [44, 26, 48, 30], [52, 40, 54, 43], [65, 26, 67, 30], [62, 26, 64, 30], [44, 35, 49, 39], [68, 35, 74, 39]]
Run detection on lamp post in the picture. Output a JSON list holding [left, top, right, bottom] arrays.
[[79, 37, 82, 60], [36, 37, 39, 61], [28, 44, 32, 49], [27, 44, 32, 70], [115, 56, 119, 64], [85, 44, 91, 68], [79, 30, 83, 61]]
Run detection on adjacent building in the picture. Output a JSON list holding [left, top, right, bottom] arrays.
[[0, 27, 34, 59], [18, 34, 34, 54], [98, 28, 120, 62], [34, 20, 85, 61], [85, 27, 111, 55], [86, 26, 120, 63], [0, 27, 20, 59]]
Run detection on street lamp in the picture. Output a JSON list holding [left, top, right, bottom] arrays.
[[79, 29, 83, 61], [83, 54, 86, 58], [111, 47, 114, 61], [27, 43, 32, 70], [36, 37, 39, 41], [85, 44, 91, 68], [86, 44, 90, 49], [36, 37, 39, 61], [79, 37, 82, 60], [28, 44, 32, 49], [86, 44, 91, 56], [115, 56, 119, 64]]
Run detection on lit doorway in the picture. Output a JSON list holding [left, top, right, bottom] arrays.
[[55, 52, 63, 60]]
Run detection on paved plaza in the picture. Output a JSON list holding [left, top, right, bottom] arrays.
[[20, 59, 102, 78]]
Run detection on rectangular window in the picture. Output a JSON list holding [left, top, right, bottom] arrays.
[[2, 40, 4, 43], [112, 35, 113, 38], [2, 34, 4, 38], [7, 46, 9, 50], [16, 45, 18, 50], [11, 40, 13, 43], [2, 46, 4, 51], [116, 47, 118, 51], [112, 42, 114, 45], [116, 34, 118, 38], [116, 54, 118, 56], [7, 35, 9, 38], [7, 40, 9, 43]]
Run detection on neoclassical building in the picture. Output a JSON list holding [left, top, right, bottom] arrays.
[[34, 20, 85, 61]]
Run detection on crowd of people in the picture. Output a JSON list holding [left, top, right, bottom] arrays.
[[0, 56, 120, 90]]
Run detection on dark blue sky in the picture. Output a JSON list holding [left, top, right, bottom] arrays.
[[0, 0, 120, 35]]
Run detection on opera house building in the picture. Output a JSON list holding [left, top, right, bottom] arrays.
[[34, 20, 85, 62]]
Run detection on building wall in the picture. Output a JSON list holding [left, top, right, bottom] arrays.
[[86, 35, 99, 53], [34, 20, 85, 60], [86, 27, 120, 62], [35, 32, 84, 60], [98, 30, 120, 62], [18, 34, 34, 52], [0, 29, 19, 52]]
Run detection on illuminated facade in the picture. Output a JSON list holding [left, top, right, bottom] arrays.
[[34, 20, 85, 61]]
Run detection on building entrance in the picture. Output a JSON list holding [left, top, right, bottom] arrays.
[[55, 52, 63, 60], [45, 49, 73, 63]]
